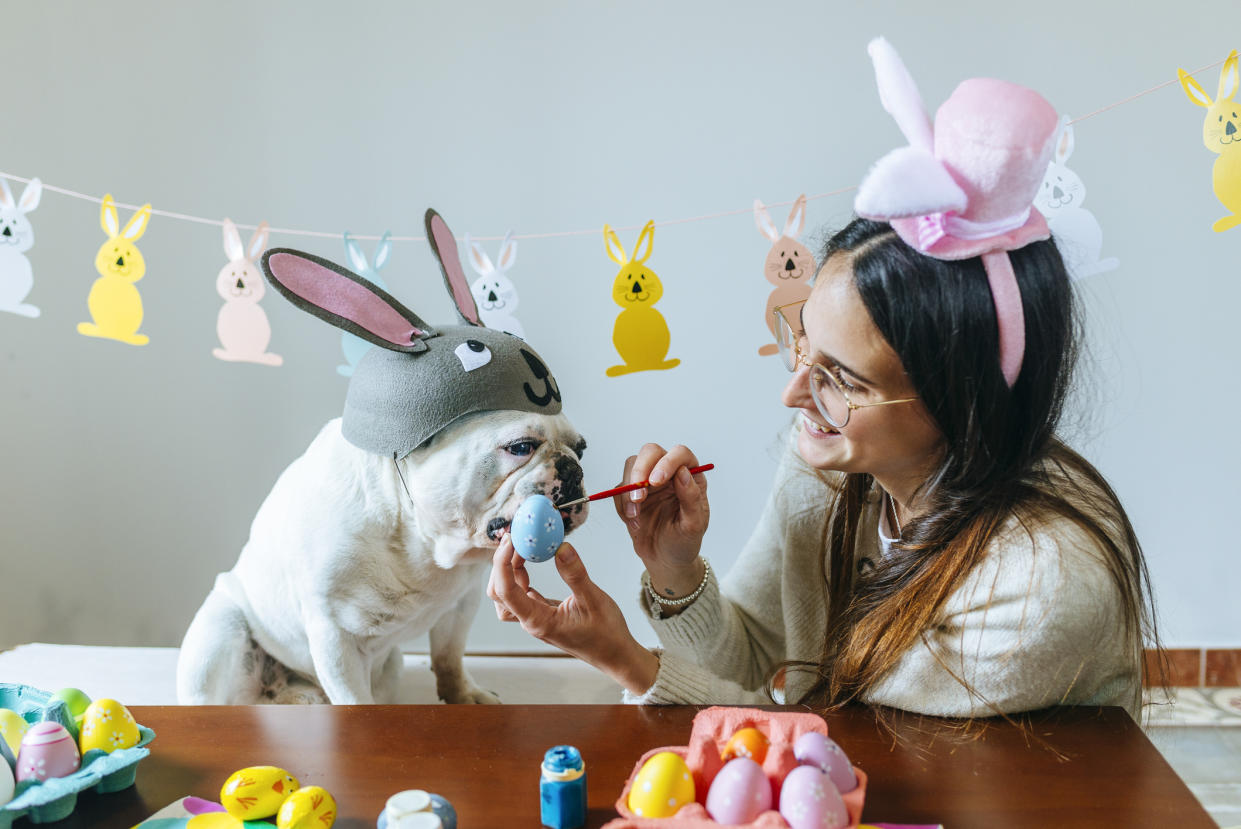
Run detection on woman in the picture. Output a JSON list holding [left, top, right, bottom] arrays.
[[487, 42, 1159, 718]]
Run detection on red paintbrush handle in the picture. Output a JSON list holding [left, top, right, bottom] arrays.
[[588, 463, 715, 502]]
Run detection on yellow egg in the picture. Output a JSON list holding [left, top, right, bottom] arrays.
[[0, 709, 28, 756], [721, 726, 770, 764], [277, 785, 336, 829], [221, 766, 301, 820], [626, 750, 695, 819], [78, 698, 140, 754]]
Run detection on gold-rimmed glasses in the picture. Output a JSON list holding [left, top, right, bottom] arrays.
[[772, 300, 919, 429]]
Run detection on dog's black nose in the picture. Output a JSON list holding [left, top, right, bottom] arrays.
[[486, 516, 511, 541]]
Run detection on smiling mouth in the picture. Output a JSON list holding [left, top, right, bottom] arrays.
[[802, 412, 839, 436]]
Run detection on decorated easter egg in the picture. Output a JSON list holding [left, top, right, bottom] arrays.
[[51, 688, 92, 720], [0, 709, 28, 757], [221, 766, 301, 820], [779, 764, 848, 829], [705, 756, 772, 825], [510, 494, 565, 562], [626, 751, 695, 819], [17, 722, 80, 782], [793, 732, 857, 794], [277, 784, 336, 829], [79, 698, 141, 754], [721, 726, 770, 764], [0, 754, 13, 806]]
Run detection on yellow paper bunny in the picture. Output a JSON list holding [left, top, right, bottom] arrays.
[[78, 194, 153, 345], [603, 220, 679, 377], [1178, 50, 1241, 232]]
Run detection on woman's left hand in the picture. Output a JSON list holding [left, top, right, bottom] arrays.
[[486, 534, 660, 695]]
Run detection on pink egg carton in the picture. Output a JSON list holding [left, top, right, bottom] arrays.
[[603, 706, 867, 829]]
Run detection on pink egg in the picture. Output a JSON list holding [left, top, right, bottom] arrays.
[[793, 732, 857, 793], [705, 757, 772, 825], [779, 765, 848, 829], [17, 722, 80, 782]]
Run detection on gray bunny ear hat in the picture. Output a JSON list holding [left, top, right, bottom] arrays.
[[260, 209, 562, 459]]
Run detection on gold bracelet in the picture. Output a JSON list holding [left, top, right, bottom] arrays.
[[644, 559, 710, 607]]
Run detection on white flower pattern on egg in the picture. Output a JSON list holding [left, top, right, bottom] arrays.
[[109, 731, 127, 748]]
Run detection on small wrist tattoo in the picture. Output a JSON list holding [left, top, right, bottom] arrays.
[[664, 588, 675, 596]]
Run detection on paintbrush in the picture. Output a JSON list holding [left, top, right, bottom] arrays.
[[555, 463, 715, 509]]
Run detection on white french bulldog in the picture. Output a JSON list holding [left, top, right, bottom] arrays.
[[176, 411, 586, 704], [176, 209, 587, 704]]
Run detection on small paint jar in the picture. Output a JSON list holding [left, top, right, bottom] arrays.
[[540, 745, 586, 829]]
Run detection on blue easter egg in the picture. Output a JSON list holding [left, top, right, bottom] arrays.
[[510, 494, 565, 563]]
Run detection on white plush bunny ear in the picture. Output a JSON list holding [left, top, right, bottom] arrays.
[[222, 218, 245, 261], [754, 199, 780, 242], [426, 209, 483, 326], [246, 222, 270, 262], [783, 194, 807, 239], [855, 38, 966, 220], [344, 232, 370, 273], [496, 232, 517, 272], [0, 179, 14, 210], [18, 179, 41, 213], [262, 248, 435, 351], [373, 231, 392, 272], [465, 232, 495, 276], [867, 37, 934, 152]]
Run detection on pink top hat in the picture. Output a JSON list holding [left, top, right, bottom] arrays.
[[854, 37, 1062, 387]]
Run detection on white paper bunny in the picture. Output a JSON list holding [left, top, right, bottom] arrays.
[[213, 218, 282, 366], [1034, 123, 1119, 280], [0, 178, 43, 318], [465, 231, 525, 338]]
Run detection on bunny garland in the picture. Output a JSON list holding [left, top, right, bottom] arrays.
[[212, 219, 282, 366], [603, 220, 679, 377], [854, 37, 1062, 388], [0, 177, 43, 319], [465, 231, 525, 338], [1033, 124, 1119, 280], [754, 195, 816, 357], [338, 231, 394, 377], [260, 209, 562, 459], [1178, 50, 1241, 232], [78, 195, 154, 346]]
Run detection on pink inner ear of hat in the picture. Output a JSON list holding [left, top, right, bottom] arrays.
[[268, 252, 423, 347]]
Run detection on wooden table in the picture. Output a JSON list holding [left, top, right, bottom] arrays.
[[39, 704, 1211, 828]]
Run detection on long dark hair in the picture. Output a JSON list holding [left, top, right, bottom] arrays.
[[784, 218, 1162, 715]]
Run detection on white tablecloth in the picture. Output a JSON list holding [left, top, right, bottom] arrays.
[[0, 643, 623, 705]]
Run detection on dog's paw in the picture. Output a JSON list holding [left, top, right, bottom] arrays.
[[440, 685, 501, 705]]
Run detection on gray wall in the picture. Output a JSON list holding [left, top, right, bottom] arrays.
[[1, 0, 1237, 651]]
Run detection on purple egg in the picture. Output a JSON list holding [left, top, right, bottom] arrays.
[[16, 722, 80, 782], [793, 732, 857, 793], [705, 757, 772, 824], [779, 765, 848, 829]]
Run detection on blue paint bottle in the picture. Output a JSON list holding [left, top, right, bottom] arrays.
[[540, 745, 586, 829]]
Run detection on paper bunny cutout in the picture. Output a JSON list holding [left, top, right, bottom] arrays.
[[1178, 50, 1241, 232], [465, 231, 525, 339], [78, 194, 153, 346], [212, 219, 283, 366], [260, 209, 562, 458], [1033, 124, 1119, 280], [603, 220, 679, 377], [754, 195, 815, 356], [0, 177, 43, 318], [337, 231, 393, 377]]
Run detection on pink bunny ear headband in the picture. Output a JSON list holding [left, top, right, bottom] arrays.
[[854, 37, 1063, 387]]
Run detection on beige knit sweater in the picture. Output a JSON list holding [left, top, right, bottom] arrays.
[[624, 425, 1142, 718]]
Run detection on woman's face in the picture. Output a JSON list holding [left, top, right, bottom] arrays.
[[781, 256, 944, 487]]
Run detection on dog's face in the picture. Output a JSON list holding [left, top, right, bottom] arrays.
[[400, 409, 587, 567]]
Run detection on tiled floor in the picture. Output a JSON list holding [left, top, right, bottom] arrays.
[[1145, 688, 1241, 827]]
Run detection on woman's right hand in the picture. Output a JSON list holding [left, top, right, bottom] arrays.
[[614, 443, 711, 598]]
